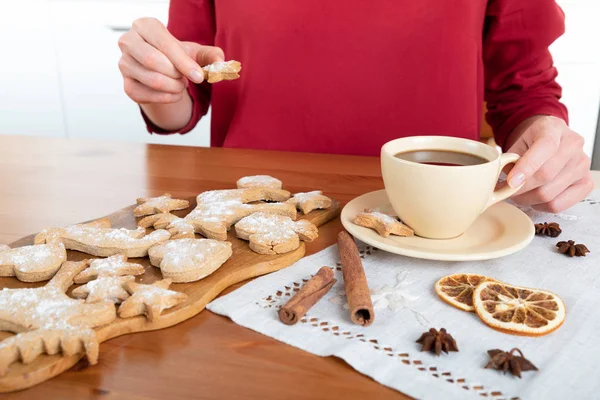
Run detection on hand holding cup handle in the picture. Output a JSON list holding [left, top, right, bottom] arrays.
[[483, 153, 523, 210]]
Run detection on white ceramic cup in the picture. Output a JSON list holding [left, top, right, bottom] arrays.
[[381, 136, 523, 239]]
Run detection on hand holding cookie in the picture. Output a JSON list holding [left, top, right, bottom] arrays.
[[117, 17, 225, 104]]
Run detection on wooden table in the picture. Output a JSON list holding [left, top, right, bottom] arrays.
[[0, 135, 598, 400]]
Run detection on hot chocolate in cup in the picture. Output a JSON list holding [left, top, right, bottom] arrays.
[[381, 136, 523, 239]]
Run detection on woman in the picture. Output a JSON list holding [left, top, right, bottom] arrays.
[[117, 0, 593, 212]]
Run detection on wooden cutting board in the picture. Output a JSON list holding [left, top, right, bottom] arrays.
[[0, 197, 340, 392]]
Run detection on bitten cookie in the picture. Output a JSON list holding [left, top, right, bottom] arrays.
[[73, 254, 145, 284], [235, 211, 318, 255], [72, 275, 135, 304], [202, 60, 241, 83], [34, 218, 171, 258], [288, 191, 332, 214], [353, 210, 414, 237], [236, 175, 283, 189], [167, 188, 296, 241], [0, 243, 67, 282], [148, 238, 233, 283], [134, 193, 190, 217], [118, 279, 187, 322], [0, 260, 116, 376]]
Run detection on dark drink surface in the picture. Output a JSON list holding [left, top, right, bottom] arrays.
[[394, 150, 488, 166]]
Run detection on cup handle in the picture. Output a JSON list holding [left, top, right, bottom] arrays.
[[482, 153, 522, 211]]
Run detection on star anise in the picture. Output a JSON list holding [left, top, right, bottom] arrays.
[[485, 348, 538, 378], [416, 328, 458, 356], [556, 240, 590, 257], [534, 222, 562, 237]]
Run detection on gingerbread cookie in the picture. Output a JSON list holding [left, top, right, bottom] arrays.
[[72, 276, 135, 304], [134, 193, 189, 217], [0, 260, 116, 375], [0, 243, 67, 282], [73, 254, 145, 284], [148, 238, 233, 283], [235, 211, 318, 255], [138, 213, 196, 240], [167, 188, 296, 241], [137, 212, 180, 229], [288, 191, 332, 214], [34, 218, 171, 258], [202, 60, 241, 83], [237, 175, 283, 189], [353, 210, 414, 237], [118, 279, 187, 322]]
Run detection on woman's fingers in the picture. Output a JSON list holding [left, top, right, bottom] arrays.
[[119, 53, 187, 94], [118, 29, 181, 79], [132, 18, 204, 83], [123, 78, 184, 104], [511, 154, 581, 206], [506, 134, 560, 189], [532, 173, 595, 213], [182, 42, 225, 67]]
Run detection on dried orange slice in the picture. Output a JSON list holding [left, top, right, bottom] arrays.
[[473, 281, 566, 336], [435, 274, 496, 312]]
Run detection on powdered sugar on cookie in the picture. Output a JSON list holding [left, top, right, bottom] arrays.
[[236, 175, 283, 189], [0, 261, 116, 375], [288, 191, 332, 214], [134, 193, 189, 217], [235, 211, 318, 255], [72, 276, 134, 304], [0, 243, 67, 282], [202, 60, 241, 83], [74, 254, 145, 284], [118, 279, 187, 322], [167, 188, 295, 241], [148, 238, 233, 283], [353, 210, 414, 238], [34, 219, 171, 258]]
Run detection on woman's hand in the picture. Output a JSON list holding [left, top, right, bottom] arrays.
[[505, 115, 594, 213], [118, 17, 224, 105]]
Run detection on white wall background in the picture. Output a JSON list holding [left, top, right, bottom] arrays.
[[0, 0, 598, 156]]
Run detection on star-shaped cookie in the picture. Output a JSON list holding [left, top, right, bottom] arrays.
[[353, 210, 414, 237], [202, 60, 241, 83], [148, 238, 233, 283], [134, 193, 190, 217], [288, 191, 333, 214], [235, 211, 318, 255], [117, 279, 187, 322], [72, 276, 135, 304], [236, 175, 283, 189], [137, 212, 180, 229], [73, 254, 145, 284], [0, 243, 67, 282], [138, 214, 196, 240]]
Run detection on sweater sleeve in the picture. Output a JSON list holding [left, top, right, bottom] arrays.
[[483, 0, 568, 150], [143, 0, 216, 135]]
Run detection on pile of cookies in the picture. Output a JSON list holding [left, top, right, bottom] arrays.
[[0, 175, 334, 375]]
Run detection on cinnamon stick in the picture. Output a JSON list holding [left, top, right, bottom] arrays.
[[278, 267, 336, 325], [337, 230, 374, 326]]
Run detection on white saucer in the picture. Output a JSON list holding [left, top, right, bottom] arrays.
[[341, 190, 534, 261]]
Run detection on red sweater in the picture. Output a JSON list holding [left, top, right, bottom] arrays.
[[145, 0, 568, 156]]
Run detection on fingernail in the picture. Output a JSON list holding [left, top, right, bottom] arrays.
[[190, 69, 204, 83], [508, 172, 525, 188]]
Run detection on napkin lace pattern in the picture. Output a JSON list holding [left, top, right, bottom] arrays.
[[256, 247, 515, 400]]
